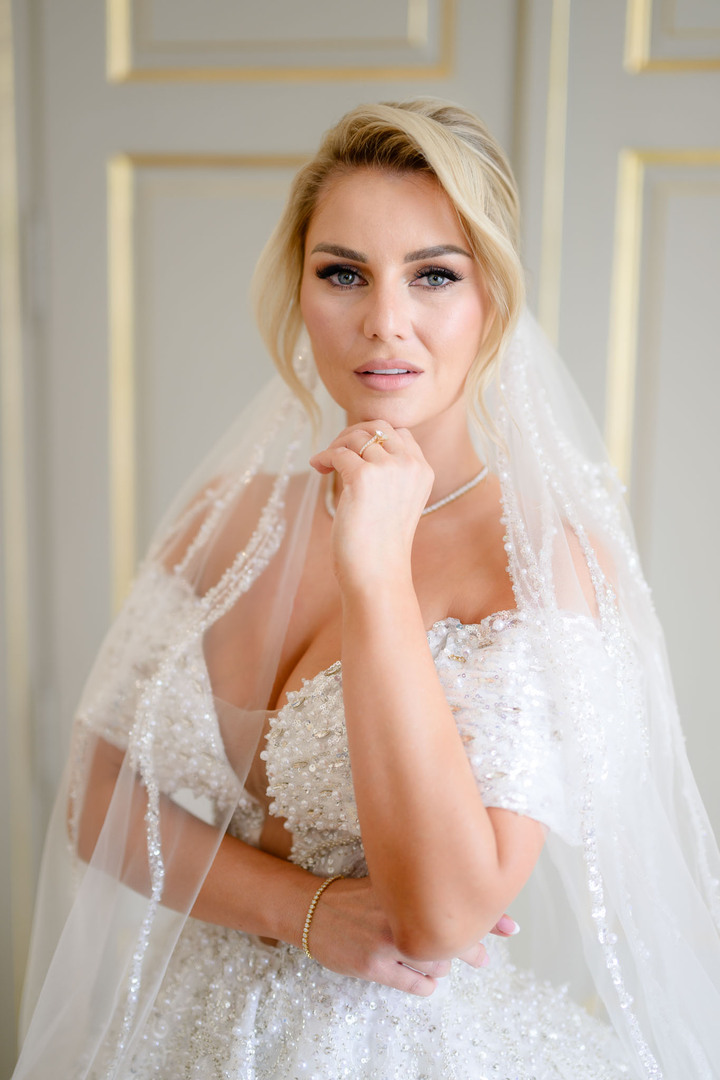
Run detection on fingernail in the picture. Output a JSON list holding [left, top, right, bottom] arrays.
[[480, 952, 491, 967], [497, 915, 520, 936]]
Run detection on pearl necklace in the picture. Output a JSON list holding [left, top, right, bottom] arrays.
[[324, 464, 489, 519]]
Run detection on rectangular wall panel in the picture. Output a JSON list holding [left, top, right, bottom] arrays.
[[108, 0, 454, 80], [109, 156, 304, 603], [625, 156, 720, 830], [626, 0, 720, 70]]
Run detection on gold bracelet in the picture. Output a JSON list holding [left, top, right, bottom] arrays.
[[301, 874, 344, 960]]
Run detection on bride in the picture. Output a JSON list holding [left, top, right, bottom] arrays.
[[13, 99, 720, 1078]]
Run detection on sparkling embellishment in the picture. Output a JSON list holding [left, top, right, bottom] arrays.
[[88, 610, 632, 1078]]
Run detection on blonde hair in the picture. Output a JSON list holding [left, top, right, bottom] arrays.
[[252, 98, 525, 430]]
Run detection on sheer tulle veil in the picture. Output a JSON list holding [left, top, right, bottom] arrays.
[[12, 308, 720, 1079]]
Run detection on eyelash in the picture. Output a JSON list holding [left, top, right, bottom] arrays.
[[314, 264, 463, 290], [414, 266, 463, 288], [315, 264, 366, 289]]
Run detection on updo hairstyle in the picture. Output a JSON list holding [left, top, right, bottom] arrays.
[[252, 98, 525, 429]]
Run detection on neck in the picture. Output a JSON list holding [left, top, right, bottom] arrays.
[[407, 405, 483, 504]]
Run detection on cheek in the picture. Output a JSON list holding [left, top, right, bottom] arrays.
[[300, 283, 336, 346], [431, 297, 486, 357]]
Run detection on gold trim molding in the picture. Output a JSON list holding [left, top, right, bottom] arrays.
[[108, 153, 307, 608], [606, 149, 720, 488], [107, 0, 455, 83], [625, 0, 720, 72], [108, 157, 136, 612], [0, 0, 33, 1018]]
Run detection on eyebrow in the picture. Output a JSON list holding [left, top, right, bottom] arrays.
[[309, 242, 473, 262]]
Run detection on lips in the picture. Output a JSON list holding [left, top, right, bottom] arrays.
[[353, 363, 422, 391], [354, 361, 422, 375], [363, 368, 411, 375]]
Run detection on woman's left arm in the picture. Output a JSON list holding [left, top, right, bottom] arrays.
[[341, 580, 544, 962], [311, 425, 546, 963]]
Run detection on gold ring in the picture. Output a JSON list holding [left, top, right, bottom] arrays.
[[358, 430, 387, 458]]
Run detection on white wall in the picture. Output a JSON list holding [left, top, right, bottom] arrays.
[[2, 1, 719, 1072]]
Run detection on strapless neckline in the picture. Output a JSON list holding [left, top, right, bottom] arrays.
[[279, 609, 523, 707]]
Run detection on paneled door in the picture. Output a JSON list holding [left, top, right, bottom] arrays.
[[3, 0, 719, 1069], [3, 0, 525, 1063]]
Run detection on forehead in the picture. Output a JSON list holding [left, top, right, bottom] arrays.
[[305, 168, 465, 252]]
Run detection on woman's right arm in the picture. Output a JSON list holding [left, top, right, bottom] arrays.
[[76, 736, 469, 997]]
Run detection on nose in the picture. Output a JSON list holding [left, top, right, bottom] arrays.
[[362, 282, 410, 341]]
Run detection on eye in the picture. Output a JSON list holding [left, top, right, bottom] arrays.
[[315, 264, 366, 289], [412, 266, 463, 289]]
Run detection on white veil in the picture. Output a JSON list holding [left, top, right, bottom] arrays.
[[13, 311, 720, 1079]]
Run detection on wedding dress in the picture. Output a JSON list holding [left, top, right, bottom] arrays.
[[14, 313, 720, 1079], [84, 569, 632, 1079]]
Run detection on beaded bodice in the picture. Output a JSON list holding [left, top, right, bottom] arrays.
[[83, 569, 588, 862], [241, 611, 583, 875]]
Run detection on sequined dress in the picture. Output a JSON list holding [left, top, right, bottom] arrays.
[[95, 576, 633, 1080]]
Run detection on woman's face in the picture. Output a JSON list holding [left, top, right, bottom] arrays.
[[299, 169, 489, 431]]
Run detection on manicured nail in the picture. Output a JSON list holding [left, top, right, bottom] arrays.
[[480, 952, 491, 967], [497, 915, 520, 936]]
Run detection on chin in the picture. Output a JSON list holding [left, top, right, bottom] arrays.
[[346, 395, 463, 434], [345, 404, 423, 429]]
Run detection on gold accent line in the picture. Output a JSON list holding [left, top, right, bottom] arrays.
[[605, 148, 720, 488], [130, 0, 430, 53], [106, 0, 132, 82], [630, 56, 720, 71], [108, 157, 137, 610], [407, 0, 430, 48], [625, 0, 720, 71], [663, 0, 720, 39], [107, 0, 454, 82], [537, 0, 571, 346], [625, 0, 653, 71], [625, 149, 720, 166], [606, 151, 644, 489], [0, 0, 33, 1018], [123, 152, 309, 170]]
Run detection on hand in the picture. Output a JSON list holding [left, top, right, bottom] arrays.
[[457, 913, 521, 971], [306, 876, 518, 997], [309, 421, 434, 588]]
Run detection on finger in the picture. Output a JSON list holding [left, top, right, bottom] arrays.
[[310, 429, 392, 473], [383, 425, 428, 463], [491, 914, 520, 937], [392, 964, 439, 998], [457, 942, 490, 969], [352, 429, 393, 458], [401, 972, 438, 997], [400, 958, 451, 979], [310, 445, 362, 475], [313, 422, 396, 458], [350, 954, 440, 998]]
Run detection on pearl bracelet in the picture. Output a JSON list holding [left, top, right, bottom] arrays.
[[301, 874, 344, 960]]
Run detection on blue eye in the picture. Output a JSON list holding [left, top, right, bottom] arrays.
[[414, 266, 462, 288], [315, 264, 365, 288]]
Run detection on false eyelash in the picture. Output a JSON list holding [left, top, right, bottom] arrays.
[[315, 264, 363, 281], [413, 265, 464, 284]]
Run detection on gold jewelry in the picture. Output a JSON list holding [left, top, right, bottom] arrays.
[[324, 464, 489, 520], [301, 874, 344, 959], [358, 429, 387, 458]]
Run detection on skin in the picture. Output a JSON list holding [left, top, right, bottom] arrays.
[[298, 169, 545, 960], [79, 167, 538, 1000]]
